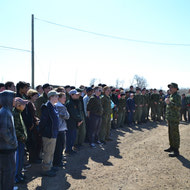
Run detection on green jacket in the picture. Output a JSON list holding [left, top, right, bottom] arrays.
[[166, 92, 181, 122], [134, 94, 143, 107], [13, 108, 27, 143], [87, 95, 103, 116], [118, 98, 126, 112], [101, 95, 112, 115], [35, 93, 48, 118]]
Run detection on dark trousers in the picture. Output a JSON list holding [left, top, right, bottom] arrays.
[[15, 141, 25, 179], [88, 114, 102, 144], [65, 128, 77, 153], [128, 111, 134, 125], [181, 108, 187, 121], [0, 152, 15, 190], [53, 131, 66, 166], [27, 129, 40, 163]]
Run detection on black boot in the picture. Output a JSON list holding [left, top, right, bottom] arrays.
[[169, 149, 179, 157], [164, 147, 173, 152]]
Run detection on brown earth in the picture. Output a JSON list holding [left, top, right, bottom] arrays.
[[17, 121, 190, 190]]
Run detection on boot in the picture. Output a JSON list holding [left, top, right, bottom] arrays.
[[169, 149, 179, 157], [164, 147, 173, 152]]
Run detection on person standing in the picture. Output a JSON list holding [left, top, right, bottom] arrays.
[[39, 90, 59, 177], [99, 86, 112, 143], [180, 94, 187, 122], [53, 92, 69, 167], [0, 90, 18, 190], [126, 93, 135, 127], [65, 90, 83, 155], [117, 92, 126, 128], [35, 83, 51, 118], [13, 98, 28, 183], [87, 86, 103, 148], [134, 87, 143, 125], [164, 83, 181, 157]]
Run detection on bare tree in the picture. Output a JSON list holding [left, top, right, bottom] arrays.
[[131, 75, 148, 89], [90, 78, 96, 87]]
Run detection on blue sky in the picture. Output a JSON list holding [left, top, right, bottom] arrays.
[[0, 0, 190, 90]]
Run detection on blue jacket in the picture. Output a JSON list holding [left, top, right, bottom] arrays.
[[126, 98, 135, 112], [0, 90, 18, 153], [39, 101, 59, 138]]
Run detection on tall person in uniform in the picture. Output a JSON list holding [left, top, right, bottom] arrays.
[[164, 83, 181, 157]]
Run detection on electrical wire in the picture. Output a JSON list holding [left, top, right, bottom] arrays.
[[35, 17, 190, 47], [0, 45, 31, 52]]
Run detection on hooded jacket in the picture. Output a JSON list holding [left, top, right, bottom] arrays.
[[0, 90, 18, 153]]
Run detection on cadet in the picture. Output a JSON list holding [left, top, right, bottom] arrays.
[[150, 89, 160, 121], [99, 86, 112, 143], [141, 88, 149, 123], [164, 83, 181, 157], [134, 87, 143, 125], [117, 91, 126, 128]]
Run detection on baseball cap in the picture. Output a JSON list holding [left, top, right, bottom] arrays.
[[47, 90, 60, 98], [69, 89, 79, 95], [14, 97, 29, 106]]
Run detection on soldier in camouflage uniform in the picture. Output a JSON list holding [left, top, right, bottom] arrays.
[[159, 90, 165, 120], [186, 89, 190, 122], [141, 88, 149, 123], [117, 92, 126, 128], [164, 83, 181, 157], [150, 89, 160, 121], [99, 86, 112, 143], [134, 87, 143, 124]]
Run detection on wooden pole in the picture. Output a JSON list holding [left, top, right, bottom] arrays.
[[31, 14, 34, 88]]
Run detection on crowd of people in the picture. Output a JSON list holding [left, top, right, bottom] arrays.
[[0, 81, 189, 190]]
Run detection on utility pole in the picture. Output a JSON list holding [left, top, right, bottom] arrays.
[[31, 14, 34, 88]]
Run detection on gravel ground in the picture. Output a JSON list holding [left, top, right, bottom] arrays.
[[17, 121, 190, 190]]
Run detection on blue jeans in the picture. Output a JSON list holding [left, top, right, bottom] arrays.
[[65, 129, 77, 153], [15, 141, 25, 180], [128, 111, 134, 125]]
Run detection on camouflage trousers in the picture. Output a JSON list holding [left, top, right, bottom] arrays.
[[117, 110, 126, 128], [151, 104, 160, 120], [75, 121, 86, 146], [99, 114, 111, 141], [134, 107, 142, 123], [168, 120, 180, 149]]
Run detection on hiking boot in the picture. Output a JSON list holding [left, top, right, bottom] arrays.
[[169, 149, 180, 157], [164, 147, 173, 152]]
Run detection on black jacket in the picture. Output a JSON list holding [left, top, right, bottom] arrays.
[[66, 98, 82, 130], [0, 90, 18, 153]]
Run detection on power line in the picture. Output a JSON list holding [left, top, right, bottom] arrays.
[[0, 45, 31, 52], [35, 17, 190, 47]]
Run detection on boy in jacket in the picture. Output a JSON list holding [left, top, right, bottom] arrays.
[[0, 90, 17, 190], [53, 92, 69, 167], [13, 97, 28, 184], [39, 90, 59, 177]]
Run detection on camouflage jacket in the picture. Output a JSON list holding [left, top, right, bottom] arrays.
[[101, 95, 112, 115], [13, 108, 27, 143], [166, 92, 181, 122], [118, 98, 126, 112], [35, 93, 48, 118], [134, 94, 143, 107]]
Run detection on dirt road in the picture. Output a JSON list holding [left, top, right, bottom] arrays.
[[18, 121, 190, 190]]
